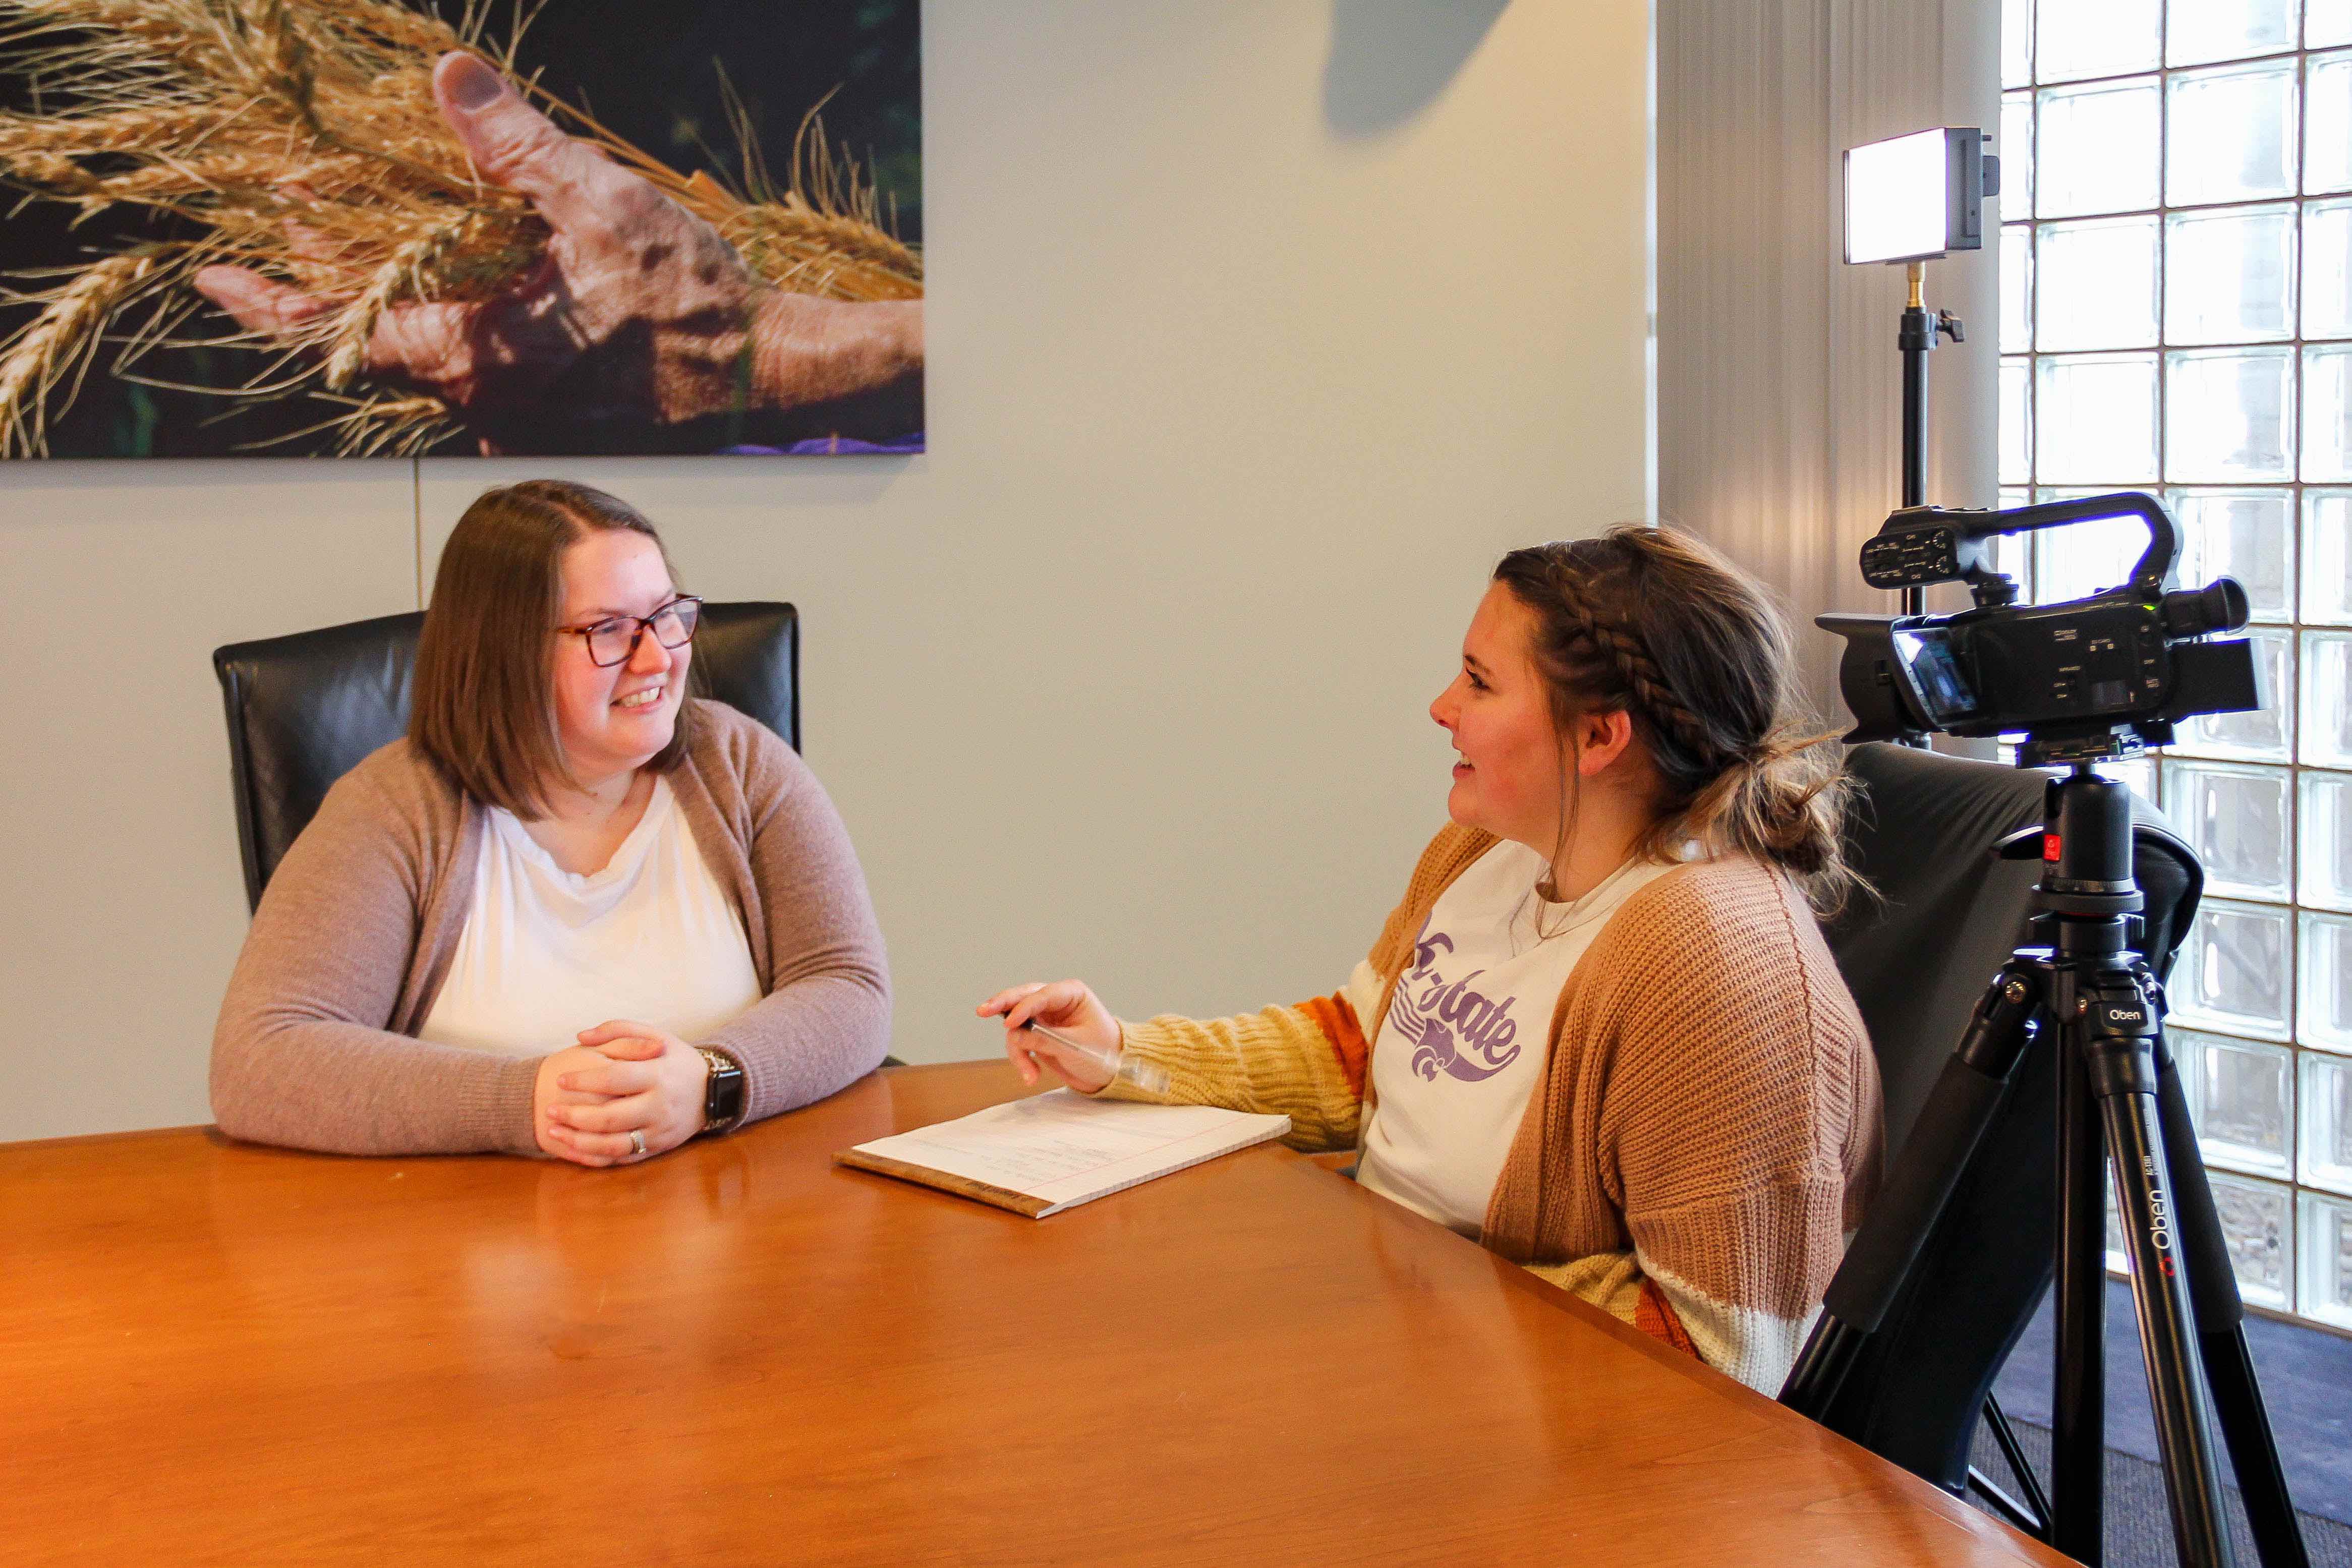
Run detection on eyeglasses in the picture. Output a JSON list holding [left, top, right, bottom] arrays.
[[554, 597, 703, 667]]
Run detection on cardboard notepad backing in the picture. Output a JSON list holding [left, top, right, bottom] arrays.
[[836, 1090, 1291, 1217]]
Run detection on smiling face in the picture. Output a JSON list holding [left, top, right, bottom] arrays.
[[1428, 582, 1570, 849], [550, 528, 692, 790]]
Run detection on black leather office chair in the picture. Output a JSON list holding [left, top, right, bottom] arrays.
[[1806, 742, 2202, 1502], [213, 602, 800, 912]]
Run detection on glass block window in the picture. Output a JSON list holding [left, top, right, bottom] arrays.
[[2003, 0, 2352, 1329]]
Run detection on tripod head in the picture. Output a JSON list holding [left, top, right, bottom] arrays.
[[1999, 766, 2149, 969]]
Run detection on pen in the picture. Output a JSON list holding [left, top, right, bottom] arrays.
[[1016, 1018, 1122, 1080]]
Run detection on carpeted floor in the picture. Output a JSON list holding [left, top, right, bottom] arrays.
[[1959, 1274, 2352, 1563], [1990, 1277, 2352, 1527], [1965, 1416, 2352, 1567]]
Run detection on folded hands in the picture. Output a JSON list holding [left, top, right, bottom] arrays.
[[532, 1020, 710, 1168]]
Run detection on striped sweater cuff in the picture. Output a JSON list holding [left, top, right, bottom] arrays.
[[1102, 1003, 1364, 1153], [1638, 1256, 1813, 1395], [1523, 1250, 1805, 1393]]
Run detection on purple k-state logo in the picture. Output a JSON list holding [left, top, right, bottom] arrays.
[[1389, 917, 1523, 1083]]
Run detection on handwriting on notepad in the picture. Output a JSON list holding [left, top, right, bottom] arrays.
[[892, 1095, 1219, 1185], [837, 1089, 1293, 1217]]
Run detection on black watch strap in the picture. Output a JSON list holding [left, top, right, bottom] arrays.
[[697, 1048, 746, 1133]]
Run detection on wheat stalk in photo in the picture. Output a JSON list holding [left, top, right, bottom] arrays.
[[0, 249, 155, 455]]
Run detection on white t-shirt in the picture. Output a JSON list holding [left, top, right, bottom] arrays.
[[1355, 841, 1684, 1237], [418, 776, 765, 1056]]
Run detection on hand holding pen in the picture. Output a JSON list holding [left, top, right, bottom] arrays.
[[976, 980, 1124, 1093]]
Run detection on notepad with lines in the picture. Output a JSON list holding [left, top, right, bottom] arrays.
[[836, 1090, 1292, 1217]]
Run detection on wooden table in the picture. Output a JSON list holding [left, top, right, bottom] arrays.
[[4, 1061, 2069, 1566]]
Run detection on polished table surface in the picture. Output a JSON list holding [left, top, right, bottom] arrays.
[[4, 1061, 2070, 1566]]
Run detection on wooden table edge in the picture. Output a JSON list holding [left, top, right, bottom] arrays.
[[1207, 1101, 2074, 1566], [8, 1060, 2072, 1565]]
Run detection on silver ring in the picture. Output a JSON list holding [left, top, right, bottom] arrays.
[[628, 1129, 647, 1158]]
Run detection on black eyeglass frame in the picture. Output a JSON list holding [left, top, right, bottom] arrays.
[[553, 596, 705, 668]]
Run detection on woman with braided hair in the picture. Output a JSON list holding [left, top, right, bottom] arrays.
[[978, 524, 1882, 1392]]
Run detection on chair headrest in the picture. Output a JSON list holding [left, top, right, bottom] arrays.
[[214, 613, 425, 911]]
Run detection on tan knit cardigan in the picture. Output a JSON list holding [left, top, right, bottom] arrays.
[[211, 701, 891, 1156], [1105, 823, 1883, 1369]]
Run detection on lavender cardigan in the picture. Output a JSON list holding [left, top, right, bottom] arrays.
[[210, 700, 891, 1155]]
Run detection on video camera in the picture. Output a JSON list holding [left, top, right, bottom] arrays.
[[1820, 492, 2263, 767]]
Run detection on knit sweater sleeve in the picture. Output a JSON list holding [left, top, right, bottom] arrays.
[[209, 757, 542, 1156], [699, 728, 892, 1124], [1481, 864, 1878, 1392], [1092, 824, 1495, 1153], [1588, 872, 1873, 1393], [1523, 1253, 1702, 1359], [1094, 958, 1383, 1153]]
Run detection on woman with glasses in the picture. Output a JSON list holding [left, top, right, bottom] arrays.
[[211, 480, 889, 1165]]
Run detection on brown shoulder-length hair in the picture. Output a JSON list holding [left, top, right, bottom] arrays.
[[411, 479, 695, 819], [1490, 525, 1860, 916]]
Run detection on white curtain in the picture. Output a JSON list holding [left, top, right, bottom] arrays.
[[1659, 0, 2002, 721]]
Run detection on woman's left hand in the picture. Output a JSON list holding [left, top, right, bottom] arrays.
[[541, 1020, 711, 1167]]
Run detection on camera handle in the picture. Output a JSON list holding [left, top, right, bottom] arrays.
[[1781, 768, 2309, 1567]]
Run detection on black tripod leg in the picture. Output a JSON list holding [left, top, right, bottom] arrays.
[[2155, 1041, 2311, 1568], [2203, 1333, 2306, 1568], [1981, 1391, 2053, 1536], [2054, 1037, 2109, 1564], [2093, 1034, 2235, 1568]]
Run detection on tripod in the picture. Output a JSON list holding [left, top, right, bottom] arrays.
[[1782, 764, 2308, 1568]]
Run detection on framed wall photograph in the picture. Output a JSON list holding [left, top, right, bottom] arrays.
[[0, 0, 923, 458]]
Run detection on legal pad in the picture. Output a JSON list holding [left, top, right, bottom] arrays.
[[838, 1090, 1291, 1217]]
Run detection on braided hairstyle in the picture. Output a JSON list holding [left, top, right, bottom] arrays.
[[1490, 525, 1859, 915]]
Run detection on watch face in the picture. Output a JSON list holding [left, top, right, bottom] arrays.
[[704, 1055, 745, 1124]]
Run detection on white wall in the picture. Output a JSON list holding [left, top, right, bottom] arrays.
[[0, 1, 1653, 1143]]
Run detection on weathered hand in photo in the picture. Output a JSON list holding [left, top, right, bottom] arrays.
[[195, 53, 922, 455]]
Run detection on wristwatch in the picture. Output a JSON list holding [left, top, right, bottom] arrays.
[[696, 1048, 745, 1134]]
